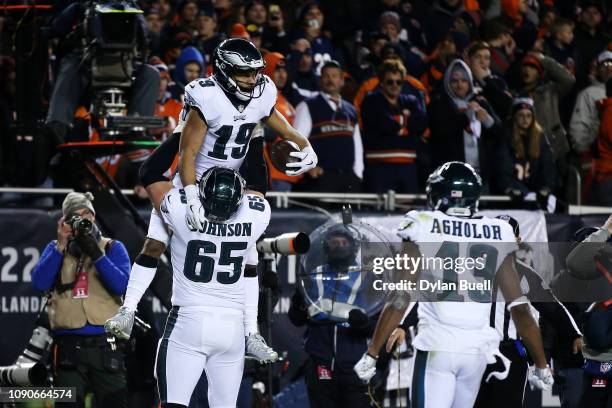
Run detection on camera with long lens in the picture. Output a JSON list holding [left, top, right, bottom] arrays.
[[67, 216, 94, 235], [256, 232, 310, 255], [0, 314, 52, 386]]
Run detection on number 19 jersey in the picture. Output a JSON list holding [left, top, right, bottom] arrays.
[[397, 210, 518, 353], [175, 76, 277, 185], [160, 190, 271, 309]]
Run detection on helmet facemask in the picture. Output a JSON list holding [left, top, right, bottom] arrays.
[[213, 41, 267, 102]]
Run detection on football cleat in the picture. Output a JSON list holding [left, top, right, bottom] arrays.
[[104, 306, 135, 340], [245, 333, 278, 363]]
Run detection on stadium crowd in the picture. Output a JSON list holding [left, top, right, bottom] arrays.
[[0, 0, 611, 208]]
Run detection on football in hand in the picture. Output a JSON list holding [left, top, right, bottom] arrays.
[[269, 140, 301, 173]]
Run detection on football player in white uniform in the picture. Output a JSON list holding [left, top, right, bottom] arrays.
[[353, 162, 553, 408], [146, 166, 271, 407], [106, 39, 316, 361]]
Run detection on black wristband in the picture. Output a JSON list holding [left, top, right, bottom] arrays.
[[135, 253, 159, 268]]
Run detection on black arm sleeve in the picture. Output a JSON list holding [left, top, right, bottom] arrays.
[[239, 136, 268, 195], [139, 132, 181, 187]]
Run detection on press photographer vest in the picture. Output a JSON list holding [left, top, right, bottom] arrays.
[[48, 237, 122, 330]]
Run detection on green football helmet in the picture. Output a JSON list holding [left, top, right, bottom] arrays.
[[426, 161, 482, 217], [199, 167, 245, 222]]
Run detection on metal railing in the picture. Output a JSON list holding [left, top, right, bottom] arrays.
[[0, 187, 550, 212]]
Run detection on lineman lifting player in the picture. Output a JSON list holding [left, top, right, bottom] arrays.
[[105, 38, 318, 407]]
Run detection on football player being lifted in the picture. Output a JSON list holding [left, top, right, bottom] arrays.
[[353, 162, 554, 408], [105, 39, 316, 369]]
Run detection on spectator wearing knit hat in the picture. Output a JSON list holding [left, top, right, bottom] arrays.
[[495, 97, 557, 205], [519, 52, 575, 176]]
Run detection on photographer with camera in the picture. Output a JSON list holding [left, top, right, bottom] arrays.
[[31, 192, 130, 407]]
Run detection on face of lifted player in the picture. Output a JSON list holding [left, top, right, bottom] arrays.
[[233, 69, 259, 92]]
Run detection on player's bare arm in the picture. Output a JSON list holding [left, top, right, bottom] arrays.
[[497, 254, 548, 369], [264, 108, 318, 176], [366, 240, 421, 357], [179, 109, 208, 187], [265, 108, 310, 149]]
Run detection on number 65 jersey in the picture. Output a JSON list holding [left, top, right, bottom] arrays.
[[175, 76, 277, 183], [397, 210, 518, 353], [160, 190, 271, 309]]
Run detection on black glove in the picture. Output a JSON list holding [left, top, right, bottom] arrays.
[[75, 233, 103, 261], [348, 309, 369, 330]]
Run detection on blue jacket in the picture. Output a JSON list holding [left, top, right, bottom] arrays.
[[32, 240, 131, 336]]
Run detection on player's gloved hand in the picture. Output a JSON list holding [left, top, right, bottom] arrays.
[[286, 146, 318, 176], [184, 184, 205, 231], [354, 352, 377, 383], [527, 366, 554, 391], [75, 233, 103, 261], [104, 306, 135, 340]]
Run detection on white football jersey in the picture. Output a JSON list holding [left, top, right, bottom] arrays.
[[172, 75, 277, 187], [397, 210, 518, 353], [160, 189, 271, 309]]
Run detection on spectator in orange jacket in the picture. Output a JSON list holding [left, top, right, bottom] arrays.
[[261, 51, 302, 191], [591, 79, 612, 205]]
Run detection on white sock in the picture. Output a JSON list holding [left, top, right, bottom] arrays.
[[123, 262, 156, 311], [244, 276, 259, 335]]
